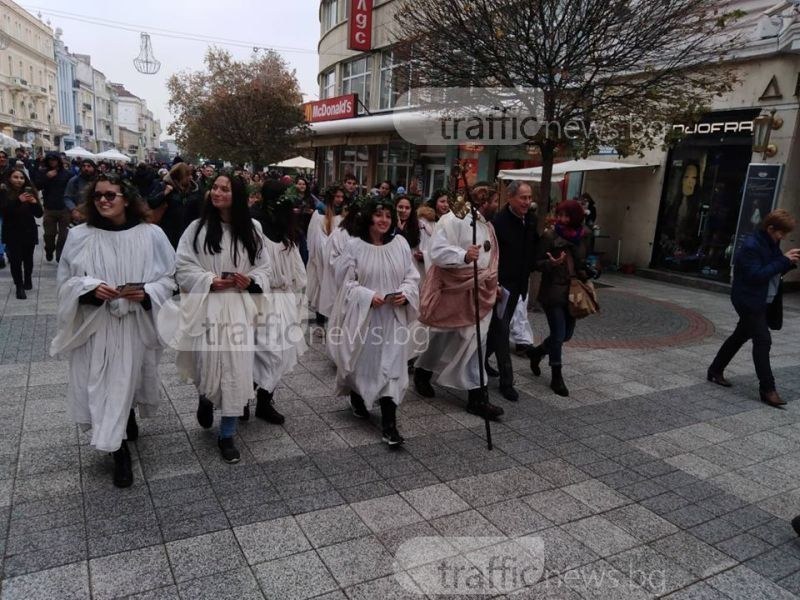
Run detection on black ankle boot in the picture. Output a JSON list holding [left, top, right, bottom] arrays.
[[349, 391, 369, 419], [550, 366, 569, 397], [255, 388, 285, 424], [379, 397, 403, 446], [24, 275, 32, 290], [15, 286, 26, 300], [126, 409, 138, 441], [466, 387, 504, 420], [240, 403, 250, 421], [413, 368, 435, 398], [196, 395, 213, 429], [527, 345, 546, 377], [112, 441, 133, 488]]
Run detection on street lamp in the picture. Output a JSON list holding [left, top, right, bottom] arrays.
[[752, 109, 782, 159]]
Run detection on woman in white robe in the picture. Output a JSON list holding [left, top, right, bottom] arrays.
[[250, 188, 307, 423], [327, 200, 420, 446], [50, 174, 176, 488], [171, 173, 272, 464], [306, 185, 345, 330]]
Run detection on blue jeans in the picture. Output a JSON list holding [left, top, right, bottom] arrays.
[[219, 416, 238, 439], [542, 305, 576, 366]]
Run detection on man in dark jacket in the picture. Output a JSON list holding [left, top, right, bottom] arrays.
[[35, 151, 73, 262], [485, 180, 538, 402], [148, 162, 203, 248], [708, 209, 800, 407], [64, 159, 97, 218]]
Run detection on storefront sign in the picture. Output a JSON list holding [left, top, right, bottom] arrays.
[[672, 121, 754, 136], [348, 0, 373, 51], [731, 163, 784, 265], [303, 94, 358, 123]]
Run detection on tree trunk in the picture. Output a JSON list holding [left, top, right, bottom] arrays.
[[539, 140, 556, 212]]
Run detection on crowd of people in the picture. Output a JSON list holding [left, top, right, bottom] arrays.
[[9, 150, 795, 497]]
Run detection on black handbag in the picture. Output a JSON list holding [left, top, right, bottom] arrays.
[[766, 281, 783, 331]]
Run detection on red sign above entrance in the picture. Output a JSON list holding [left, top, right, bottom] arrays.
[[348, 0, 373, 51], [303, 94, 358, 123]]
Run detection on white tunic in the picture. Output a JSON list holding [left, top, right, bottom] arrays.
[[306, 211, 342, 312], [318, 225, 351, 318], [327, 236, 420, 408], [253, 239, 308, 392], [169, 219, 272, 416], [415, 211, 495, 390], [417, 217, 436, 275], [50, 223, 176, 452]]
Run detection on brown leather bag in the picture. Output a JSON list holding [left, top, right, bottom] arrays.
[[566, 252, 599, 319]]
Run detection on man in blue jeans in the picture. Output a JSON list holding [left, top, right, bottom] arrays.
[[707, 209, 800, 407]]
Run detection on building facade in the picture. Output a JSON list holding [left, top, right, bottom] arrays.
[[0, 0, 67, 150], [111, 82, 161, 162], [310, 0, 800, 284], [53, 27, 76, 150]]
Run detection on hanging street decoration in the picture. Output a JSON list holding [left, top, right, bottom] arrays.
[[133, 32, 161, 75]]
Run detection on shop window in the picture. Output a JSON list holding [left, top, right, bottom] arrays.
[[339, 145, 369, 187], [379, 49, 411, 110], [377, 140, 413, 190], [341, 57, 371, 114], [322, 148, 336, 186]]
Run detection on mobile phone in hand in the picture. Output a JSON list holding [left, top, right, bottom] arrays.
[[383, 291, 401, 303], [117, 282, 145, 294], [221, 272, 235, 280]]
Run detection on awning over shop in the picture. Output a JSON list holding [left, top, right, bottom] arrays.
[[497, 159, 659, 182], [271, 156, 315, 169]]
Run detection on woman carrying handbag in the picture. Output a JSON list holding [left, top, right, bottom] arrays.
[[529, 200, 598, 397]]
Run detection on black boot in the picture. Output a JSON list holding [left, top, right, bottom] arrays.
[[413, 368, 435, 398], [380, 397, 403, 446], [466, 388, 504, 420], [239, 403, 250, 421], [196, 395, 214, 429], [23, 274, 32, 290], [112, 441, 133, 488], [349, 391, 369, 419], [218, 437, 240, 463], [527, 345, 546, 377], [255, 388, 285, 424], [550, 366, 569, 397], [126, 409, 138, 441], [15, 286, 26, 300]]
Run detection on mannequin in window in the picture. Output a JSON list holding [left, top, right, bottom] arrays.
[[661, 161, 701, 258]]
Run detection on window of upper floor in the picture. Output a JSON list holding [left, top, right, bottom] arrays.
[[341, 55, 371, 114], [320, 68, 336, 99], [321, 0, 341, 34]]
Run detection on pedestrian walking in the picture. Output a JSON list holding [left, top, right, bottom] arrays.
[[1, 168, 42, 299], [307, 185, 345, 331], [49, 173, 176, 487], [707, 209, 800, 407], [148, 162, 203, 248], [35, 151, 73, 262]]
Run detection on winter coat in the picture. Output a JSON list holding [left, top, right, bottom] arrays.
[[34, 164, 72, 211], [731, 229, 795, 314], [147, 174, 203, 248], [535, 227, 589, 307], [0, 185, 43, 247]]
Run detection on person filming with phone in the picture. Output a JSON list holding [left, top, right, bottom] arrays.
[[708, 209, 800, 407]]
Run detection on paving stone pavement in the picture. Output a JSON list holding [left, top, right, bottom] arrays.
[[2, 247, 800, 599]]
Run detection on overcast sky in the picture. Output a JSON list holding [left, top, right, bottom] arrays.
[[19, 0, 321, 138]]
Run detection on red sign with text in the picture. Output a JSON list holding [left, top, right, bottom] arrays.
[[303, 94, 358, 123], [348, 0, 373, 51]]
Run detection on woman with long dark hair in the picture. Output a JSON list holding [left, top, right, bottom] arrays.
[[327, 200, 420, 446], [50, 173, 176, 487], [306, 185, 345, 330], [173, 173, 272, 464], [529, 200, 592, 397], [1, 167, 42, 299], [249, 181, 307, 424]]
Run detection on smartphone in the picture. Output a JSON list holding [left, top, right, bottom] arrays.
[[221, 272, 235, 280], [383, 292, 402, 303], [117, 282, 145, 294]]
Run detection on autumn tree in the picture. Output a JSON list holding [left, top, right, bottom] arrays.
[[394, 0, 744, 205], [167, 48, 307, 169]]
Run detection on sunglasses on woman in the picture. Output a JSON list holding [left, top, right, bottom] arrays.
[[91, 191, 124, 202]]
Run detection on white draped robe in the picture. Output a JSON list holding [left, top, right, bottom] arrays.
[[415, 211, 496, 390], [253, 239, 307, 392], [318, 225, 351, 318], [168, 220, 272, 417], [50, 223, 176, 452], [327, 236, 420, 408], [306, 211, 342, 312]]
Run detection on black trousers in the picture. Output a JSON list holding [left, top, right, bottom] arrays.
[[710, 308, 775, 392], [486, 291, 520, 387], [6, 242, 34, 288]]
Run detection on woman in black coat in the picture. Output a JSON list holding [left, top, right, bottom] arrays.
[[1, 167, 43, 299], [528, 200, 591, 397]]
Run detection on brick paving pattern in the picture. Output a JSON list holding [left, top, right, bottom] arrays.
[[1, 248, 800, 599]]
